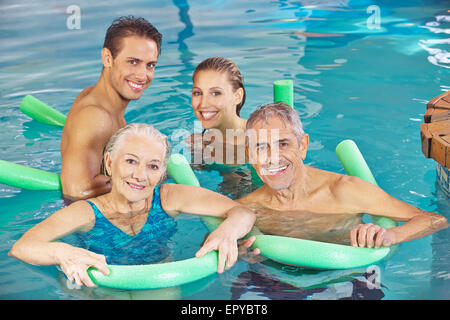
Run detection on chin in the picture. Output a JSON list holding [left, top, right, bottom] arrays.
[[201, 122, 217, 130], [126, 92, 144, 101], [127, 193, 149, 203], [262, 176, 293, 191]]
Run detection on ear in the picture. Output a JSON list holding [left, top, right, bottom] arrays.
[[101, 47, 113, 69], [299, 133, 309, 161], [234, 87, 244, 106], [104, 152, 113, 177]]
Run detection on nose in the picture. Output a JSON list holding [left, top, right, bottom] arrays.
[[135, 65, 149, 82], [268, 145, 280, 165], [133, 163, 147, 181], [197, 93, 208, 109]]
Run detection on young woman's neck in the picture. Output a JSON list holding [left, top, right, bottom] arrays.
[[216, 114, 246, 134]]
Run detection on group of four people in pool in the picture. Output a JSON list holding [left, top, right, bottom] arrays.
[[9, 16, 448, 288]]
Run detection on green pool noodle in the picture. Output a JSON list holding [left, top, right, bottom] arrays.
[[167, 153, 223, 228], [252, 234, 391, 270], [20, 95, 66, 128], [0, 160, 61, 191], [88, 251, 218, 290], [273, 79, 293, 108], [167, 154, 200, 187], [335, 139, 397, 229]]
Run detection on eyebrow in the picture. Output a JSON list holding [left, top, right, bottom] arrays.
[[192, 86, 224, 91], [255, 138, 290, 146], [126, 57, 157, 64], [125, 153, 161, 162]]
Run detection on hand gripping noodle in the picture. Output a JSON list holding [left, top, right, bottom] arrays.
[[87, 251, 218, 290]]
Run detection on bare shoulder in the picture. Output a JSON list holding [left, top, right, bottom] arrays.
[[237, 185, 266, 205], [67, 103, 114, 129], [64, 200, 95, 217], [47, 200, 96, 232], [329, 171, 386, 212], [62, 102, 115, 146], [66, 87, 114, 127], [331, 173, 374, 193]]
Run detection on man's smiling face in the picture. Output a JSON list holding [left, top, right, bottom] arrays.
[[105, 36, 158, 101], [247, 116, 308, 191]]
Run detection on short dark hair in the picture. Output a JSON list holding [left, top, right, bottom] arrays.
[[103, 16, 162, 59]]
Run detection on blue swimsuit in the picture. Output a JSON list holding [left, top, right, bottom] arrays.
[[76, 185, 177, 265]]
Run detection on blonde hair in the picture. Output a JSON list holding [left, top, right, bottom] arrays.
[[102, 123, 170, 182]]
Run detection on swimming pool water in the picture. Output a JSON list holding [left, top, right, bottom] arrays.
[[0, 0, 449, 300]]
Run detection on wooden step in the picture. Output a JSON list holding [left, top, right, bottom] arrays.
[[421, 91, 450, 169]]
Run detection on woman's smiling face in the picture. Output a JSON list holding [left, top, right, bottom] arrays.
[[105, 134, 165, 202], [191, 70, 242, 130]]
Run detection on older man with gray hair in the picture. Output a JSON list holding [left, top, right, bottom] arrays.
[[239, 102, 448, 248]]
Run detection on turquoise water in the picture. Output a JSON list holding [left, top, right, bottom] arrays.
[[1, 0, 449, 299]]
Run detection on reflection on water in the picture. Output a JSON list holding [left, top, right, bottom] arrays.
[[419, 11, 450, 69]]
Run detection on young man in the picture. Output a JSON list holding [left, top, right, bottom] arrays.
[[239, 102, 448, 248], [60, 16, 162, 200]]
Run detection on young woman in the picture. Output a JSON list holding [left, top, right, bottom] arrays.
[[9, 123, 256, 288], [188, 57, 249, 166]]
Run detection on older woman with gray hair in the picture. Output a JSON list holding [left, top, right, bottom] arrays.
[[9, 123, 256, 288]]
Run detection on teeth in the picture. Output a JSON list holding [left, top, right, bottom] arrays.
[[128, 81, 143, 89], [201, 112, 217, 120], [263, 166, 287, 174]]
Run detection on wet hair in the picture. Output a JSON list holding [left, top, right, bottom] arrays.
[[193, 57, 246, 116], [246, 102, 305, 146], [102, 123, 170, 183], [103, 16, 162, 59]]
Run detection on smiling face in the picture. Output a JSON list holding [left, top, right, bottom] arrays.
[[247, 116, 309, 191], [102, 36, 158, 101], [104, 134, 165, 203], [191, 70, 243, 130]]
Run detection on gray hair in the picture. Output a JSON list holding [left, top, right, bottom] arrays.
[[102, 123, 170, 182], [246, 102, 305, 145]]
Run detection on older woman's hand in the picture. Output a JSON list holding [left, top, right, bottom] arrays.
[[195, 228, 239, 274], [350, 223, 396, 248], [55, 243, 110, 287]]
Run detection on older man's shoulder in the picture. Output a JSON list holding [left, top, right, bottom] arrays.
[[237, 185, 267, 205]]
